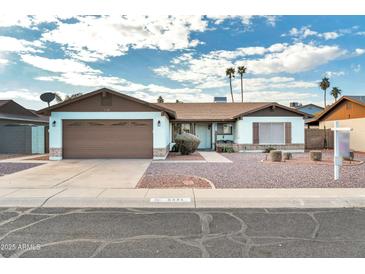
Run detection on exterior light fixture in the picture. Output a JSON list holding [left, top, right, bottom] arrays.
[[52, 120, 56, 127], [157, 120, 161, 127]]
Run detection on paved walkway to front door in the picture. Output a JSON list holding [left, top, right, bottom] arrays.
[[199, 151, 232, 163]]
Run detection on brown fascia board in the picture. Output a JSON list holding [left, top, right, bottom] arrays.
[[171, 118, 236, 122], [309, 96, 361, 123], [232, 103, 312, 119], [37, 87, 176, 118]]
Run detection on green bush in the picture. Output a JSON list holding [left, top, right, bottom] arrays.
[[263, 146, 276, 153], [222, 146, 235, 153], [175, 132, 200, 155]]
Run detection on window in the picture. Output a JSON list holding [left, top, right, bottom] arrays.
[[172, 123, 192, 142], [181, 123, 191, 133], [259, 122, 285, 144], [217, 123, 233, 135]]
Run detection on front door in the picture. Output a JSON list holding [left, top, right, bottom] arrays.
[[195, 124, 211, 149]]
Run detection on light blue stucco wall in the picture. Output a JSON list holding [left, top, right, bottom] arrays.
[[49, 112, 170, 159], [234, 116, 305, 144], [31, 126, 45, 154]]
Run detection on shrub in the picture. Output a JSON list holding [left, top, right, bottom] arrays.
[[270, 150, 282, 162], [175, 132, 200, 155], [310, 150, 322, 161], [222, 146, 235, 153], [263, 146, 277, 153], [283, 152, 293, 160]]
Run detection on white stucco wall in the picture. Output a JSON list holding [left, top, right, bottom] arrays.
[[49, 112, 170, 159], [234, 116, 305, 144], [31, 126, 45, 154]]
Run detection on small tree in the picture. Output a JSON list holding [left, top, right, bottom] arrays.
[[157, 96, 164, 103], [225, 67, 235, 102]]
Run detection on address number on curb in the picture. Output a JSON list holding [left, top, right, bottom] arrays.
[[150, 198, 191, 203]]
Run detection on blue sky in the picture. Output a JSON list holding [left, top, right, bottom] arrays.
[[0, 15, 365, 110]]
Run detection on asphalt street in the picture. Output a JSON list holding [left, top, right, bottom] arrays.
[[0, 207, 364, 258]]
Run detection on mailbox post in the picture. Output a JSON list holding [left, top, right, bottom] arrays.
[[331, 121, 352, 180]]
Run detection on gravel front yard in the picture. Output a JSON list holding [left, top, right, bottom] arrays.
[[0, 163, 44, 176], [146, 152, 365, 188]]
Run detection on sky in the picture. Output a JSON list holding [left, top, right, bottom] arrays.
[[0, 15, 365, 110]]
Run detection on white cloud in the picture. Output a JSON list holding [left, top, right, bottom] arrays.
[[352, 64, 361, 73], [325, 71, 345, 77], [0, 36, 43, 53], [284, 26, 341, 41], [0, 15, 71, 29], [0, 58, 8, 65], [355, 48, 365, 55], [0, 89, 42, 101], [21, 55, 101, 74], [154, 42, 345, 90], [247, 43, 346, 74], [208, 15, 278, 27], [41, 15, 208, 62]]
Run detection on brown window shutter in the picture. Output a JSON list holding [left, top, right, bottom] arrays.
[[285, 122, 292, 144], [253, 122, 259, 144]]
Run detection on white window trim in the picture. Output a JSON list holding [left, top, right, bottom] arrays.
[[258, 122, 286, 145]]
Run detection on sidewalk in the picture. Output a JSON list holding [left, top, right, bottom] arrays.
[[0, 187, 364, 208]]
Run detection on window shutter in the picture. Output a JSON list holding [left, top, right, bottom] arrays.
[[253, 122, 259, 144], [285, 122, 292, 144]]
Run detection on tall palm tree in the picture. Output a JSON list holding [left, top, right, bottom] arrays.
[[319, 77, 330, 108], [237, 65, 247, 103], [225, 67, 235, 102], [319, 77, 330, 149], [330, 87, 342, 102]]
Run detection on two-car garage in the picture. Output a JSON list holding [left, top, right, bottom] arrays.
[[62, 119, 153, 159]]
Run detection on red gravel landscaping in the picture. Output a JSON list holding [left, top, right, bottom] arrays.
[[143, 151, 365, 188], [137, 175, 212, 188]]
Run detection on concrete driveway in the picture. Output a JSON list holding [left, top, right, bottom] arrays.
[[0, 159, 151, 189]]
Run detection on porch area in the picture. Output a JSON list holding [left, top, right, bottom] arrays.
[[171, 121, 235, 150]]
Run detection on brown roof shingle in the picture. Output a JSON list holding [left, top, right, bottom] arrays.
[[154, 102, 273, 121]]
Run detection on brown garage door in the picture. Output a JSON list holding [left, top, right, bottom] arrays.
[[63, 120, 153, 159]]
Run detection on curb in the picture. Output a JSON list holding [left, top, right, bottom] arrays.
[[0, 188, 365, 208]]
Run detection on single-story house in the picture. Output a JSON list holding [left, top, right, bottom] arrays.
[[38, 88, 309, 160], [306, 95, 365, 152], [294, 103, 323, 116], [0, 100, 49, 154]]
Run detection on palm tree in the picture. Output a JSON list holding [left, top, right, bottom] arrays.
[[319, 77, 330, 108], [157, 96, 164, 103], [237, 66, 247, 103], [331, 87, 342, 102], [319, 77, 330, 149], [225, 67, 235, 102]]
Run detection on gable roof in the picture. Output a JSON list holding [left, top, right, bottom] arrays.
[[296, 103, 323, 110], [0, 100, 48, 124], [155, 102, 309, 121], [37, 88, 176, 117], [306, 95, 365, 124]]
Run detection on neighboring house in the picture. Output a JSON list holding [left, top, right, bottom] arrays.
[[295, 103, 324, 116], [0, 100, 49, 154], [38, 88, 309, 160], [306, 95, 365, 152]]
